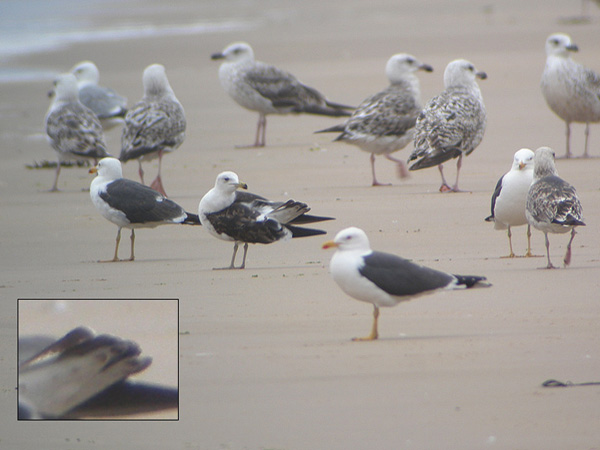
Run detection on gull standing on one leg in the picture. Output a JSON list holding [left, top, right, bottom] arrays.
[[323, 227, 489, 341]]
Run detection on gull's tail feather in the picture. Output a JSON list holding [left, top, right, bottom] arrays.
[[314, 123, 346, 134], [183, 212, 201, 225], [454, 274, 490, 288], [286, 224, 328, 238]]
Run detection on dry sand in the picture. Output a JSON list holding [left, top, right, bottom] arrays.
[[1, 0, 599, 448]]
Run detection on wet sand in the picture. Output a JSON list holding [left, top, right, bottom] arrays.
[[1, 0, 600, 448]]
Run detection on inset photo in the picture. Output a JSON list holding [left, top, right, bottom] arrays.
[[17, 298, 178, 420]]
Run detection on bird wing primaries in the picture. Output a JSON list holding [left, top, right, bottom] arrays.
[[100, 179, 186, 224], [359, 251, 454, 296]]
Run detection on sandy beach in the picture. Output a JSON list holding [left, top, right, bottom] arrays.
[[1, 0, 600, 448]]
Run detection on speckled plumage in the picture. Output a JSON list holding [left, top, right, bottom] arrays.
[[526, 147, 585, 268], [317, 54, 433, 186], [199, 171, 333, 269], [541, 33, 600, 158], [120, 64, 186, 196], [408, 59, 487, 192], [211, 42, 353, 147], [45, 73, 110, 191]]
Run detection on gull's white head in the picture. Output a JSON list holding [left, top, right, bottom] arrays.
[[443, 59, 487, 89], [70, 61, 100, 86], [533, 146, 558, 179], [385, 53, 433, 84], [213, 171, 248, 193], [545, 33, 578, 58], [89, 157, 123, 181], [51, 73, 79, 103], [323, 227, 372, 252], [512, 148, 534, 171], [142, 64, 173, 98], [211, 42, 255, 64]]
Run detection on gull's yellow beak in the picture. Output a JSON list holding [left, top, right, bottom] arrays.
[[518, 162, 525, 170], [322, 240, 337, 250], [238, 182, 248, 190], [89, 166, 98, 174]]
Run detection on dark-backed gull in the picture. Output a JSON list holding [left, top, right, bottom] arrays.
[[199, 171, 333, 269], [485, 148, 535, 257], [541, 33, 600, 158], [120, 64, 186, 197], [69, 61, 128, 130], [408, 59, 487, 192], [211, 42, 353, 147], [526, 147, 585, 268], [45, 73, 111, 191], [316, 53, 433, 186], [89, 157, 200, 262], [19, 327, 178, 419], [323, 227, 489, 341]]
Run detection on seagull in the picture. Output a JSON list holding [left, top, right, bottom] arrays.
[[323, 227, 489, 341], [526, 147, 585, 269], [199, 171, 334, 269], [18, 327, 178, 419], [89, 157, 200, 262], [541, 33, 600, 158], [485, 148, 536, 257], [408, 59, 487, 192], [44, 73, 111, 191], [316, 53, 433, 186], [120, 64, 186, 197], [211, 42, 354, 147], [69, 60, 128, 130]]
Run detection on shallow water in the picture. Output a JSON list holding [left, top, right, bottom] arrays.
[[0, 0, 256, 83]]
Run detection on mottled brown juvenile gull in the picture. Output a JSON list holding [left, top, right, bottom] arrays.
[[18, 327, 177, 419], [323, 227, 489, 341], [485, 148, 535, 257], [408, 59, 487, 192], [526, 147, 585, 269], [199, 171, 333, 269], [316, 54, 433, 186], [90, 157, 200, 262], [69, 61, 128, 130], [541, 33, 600, 158], [120, 64, 186, 197], [211, 42, 353, 147], [45, 73, 111, 191]]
